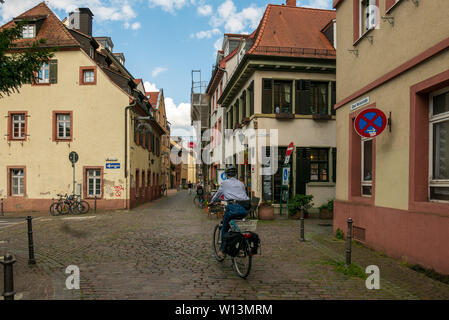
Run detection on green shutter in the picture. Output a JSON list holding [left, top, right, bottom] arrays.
[[249, 81, 254, 116], [331, 82, 336, 116], [262, 79, 272, 114], [332, 147, 337, 182], [49, 59, 57, 84], [296, 147, 310, 195]]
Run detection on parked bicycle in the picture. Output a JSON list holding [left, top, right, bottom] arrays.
[[50, 193, 90, 216], [211, 202, 260, 279]]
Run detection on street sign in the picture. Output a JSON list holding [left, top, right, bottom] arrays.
[[284, 142, 294, 165], [69, 151, 79, 164], [282, 166, 290, 186], [354, 108, 387, 138], [106, 163, 120, 169], [217, 169, 227, 185]]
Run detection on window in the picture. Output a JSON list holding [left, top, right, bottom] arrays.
[[11, 113, 26, 140], [360, 0, 378, 35], [295, 80, 332, 115], [361, 138, 373, 196], [429, 89, 449, 201], [53, 111, 72, 141], [10, 168, 25, 196], [57, 114, 71, 140], [310, 148, 329, 182], [79, 67, 97, 85], [38, 62, 49, 84], [22, 25, 35, 38], [86, 169, 102, 198], [274, 80, 292, 114]]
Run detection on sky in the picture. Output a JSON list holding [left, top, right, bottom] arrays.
[[0, 0, 333, 137]]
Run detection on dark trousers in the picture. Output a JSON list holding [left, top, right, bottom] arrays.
[[220, 203, 248, 251]]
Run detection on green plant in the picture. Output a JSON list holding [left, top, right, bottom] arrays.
[[324, 259, 367, 280], [319, 198, 335, 211], [288, 194, 313, 215], [335, 228, 344, 240]]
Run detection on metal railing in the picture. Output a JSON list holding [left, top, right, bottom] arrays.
[[252, 46, 336, 57]]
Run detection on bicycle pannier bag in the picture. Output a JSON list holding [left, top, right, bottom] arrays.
[[248, 232, 260, 255], [222, 231, 243, 257]]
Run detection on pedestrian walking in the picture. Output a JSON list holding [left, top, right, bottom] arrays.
[[188, 181, 192, 194]]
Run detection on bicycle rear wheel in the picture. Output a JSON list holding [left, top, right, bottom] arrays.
[[76, 200, 90, 214], [232, 239, 252, 279], [56, 202, 70, 215], [49, 203, 59, 216], [213, 224, 225, 262]]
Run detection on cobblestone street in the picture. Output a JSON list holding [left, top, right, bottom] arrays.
[[0, 190, 448, 300]]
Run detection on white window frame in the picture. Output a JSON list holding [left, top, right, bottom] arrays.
[[87, 169, 102, 197], [361, 137, 373, 197], [428, 87, 449, 202], [12, 114, 25, 139], [37, 62, 50, 83], [83, 70, 95, 83], [359, 0, 378, 37], [10, 169, 24, 196], [22, 25, 35, 38], [57, 114, 71, 139]]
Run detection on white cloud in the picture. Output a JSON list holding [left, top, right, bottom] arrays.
[[148, 0, 188, 13], [144, 81, 159, 92], [197, 4, 212, 16], [165, 98, 195, 138], [214, 38, 222, 51], [193, 28, 220, 39], [131, 22, 141, 30], [209, 0, 264, 34], [152, 67, 168, 77]]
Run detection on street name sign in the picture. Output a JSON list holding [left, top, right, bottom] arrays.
[[106, 163, 121, 169]]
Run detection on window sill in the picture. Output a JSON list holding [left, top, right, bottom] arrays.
[[55, 138, 72, 142], [353, 27, 375, 47], [9, 138, 27, 141], [312, 114, 332, 121], [32, 82, 51, 86], [80, 82, 96, 86]]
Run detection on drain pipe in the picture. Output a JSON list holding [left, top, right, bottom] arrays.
[[124, 100, 137, 209]]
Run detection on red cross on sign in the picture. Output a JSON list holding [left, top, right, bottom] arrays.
[[354, 108, 387, 138]]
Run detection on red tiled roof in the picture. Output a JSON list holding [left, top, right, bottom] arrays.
[[247, 5, 336, 59], [146, 91, 159, 107], [0, 2, 79, 49], [133, 79, 142, 85]]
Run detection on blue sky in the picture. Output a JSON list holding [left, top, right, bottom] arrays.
[[0, 0, 333, 136]]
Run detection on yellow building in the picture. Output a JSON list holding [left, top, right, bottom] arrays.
[[334, 0, 449, 274], [0, 3, 165, 212]]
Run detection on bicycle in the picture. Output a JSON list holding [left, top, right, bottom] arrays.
[[193, 193, 206, 208], [212, 203, 258, 279], [50, 193, 90, 215]]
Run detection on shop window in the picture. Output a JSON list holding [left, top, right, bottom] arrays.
[[429, 88, 449, 201], [361, 138, 373, 196]]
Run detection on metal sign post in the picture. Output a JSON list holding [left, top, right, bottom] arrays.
[[280, 143, 294, 216], [69, 152, 79, 196]]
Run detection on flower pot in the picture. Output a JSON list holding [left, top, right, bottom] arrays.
[[319, 208, 333, 220], [258, 205, 274, 220]]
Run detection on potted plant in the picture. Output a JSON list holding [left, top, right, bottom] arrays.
[[258, 200, 274, 220], [319, 199, 334, 219], [288, 194, 314, 219]]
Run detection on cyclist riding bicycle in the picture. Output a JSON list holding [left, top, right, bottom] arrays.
[[209, 166, 250, 259]]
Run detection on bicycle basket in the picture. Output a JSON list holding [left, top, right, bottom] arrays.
[[234, 220, 257, 232]]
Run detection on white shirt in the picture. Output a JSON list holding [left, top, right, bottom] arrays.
[[210, 177, 250, 202]]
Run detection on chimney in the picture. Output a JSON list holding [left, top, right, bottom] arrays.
[[286, 0, 296, 6], [69, 8, 94, 36]]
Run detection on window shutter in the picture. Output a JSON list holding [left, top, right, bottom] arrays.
[[249, 81, 254, 116], [262, 79, 272, 114], [49, 60, 58, 84], [296, 147, 310, 195], [296, 80, 311, 115], [332, 147, 337, 183], [331, 82, 336, 116]]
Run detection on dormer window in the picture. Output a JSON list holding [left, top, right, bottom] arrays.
[[22, 24, 35, 38]]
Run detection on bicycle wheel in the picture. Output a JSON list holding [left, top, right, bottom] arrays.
[[49, 203, 59, 216], [213, 224, 225, 262], [232, 239, 252, 279], [56, 202, 70, 215], [79, 200, 90, 214], [70, 201, 82, 214]]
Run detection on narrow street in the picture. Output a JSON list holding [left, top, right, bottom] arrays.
[[0, 190, 448, 300]]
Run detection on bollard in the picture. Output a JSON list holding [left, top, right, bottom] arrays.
[[0, 253, 16, 300], [1, 198, 3, 216], [346, 217, 353, 266], [27, 216, 36, 265], [94, 196, 97, 213], [299, 209, 305, 242]]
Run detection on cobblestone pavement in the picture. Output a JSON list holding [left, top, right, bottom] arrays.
[[0, 190, 448, 300]]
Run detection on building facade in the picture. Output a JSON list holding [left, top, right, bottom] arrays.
[[333, 0, 449, 274], [0, 3, 165, 212], [216, 1, 337, 210]]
